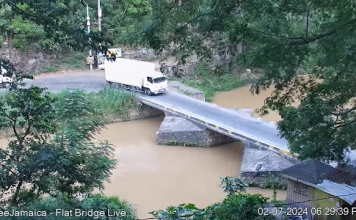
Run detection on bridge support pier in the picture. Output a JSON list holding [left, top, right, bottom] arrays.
[[156, 116, 235, 147], [239, 144, 298, 186]]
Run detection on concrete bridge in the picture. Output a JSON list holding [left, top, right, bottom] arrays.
[[18, 71, 292, 157], [15, 71, 299, 177], [138, 89, 292, 157], [15, 71, 291, 156]]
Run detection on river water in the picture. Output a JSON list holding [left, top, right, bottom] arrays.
[[214, 85, 282, 122], [96, 85, 287, 218], [0, 85, 287, 218]]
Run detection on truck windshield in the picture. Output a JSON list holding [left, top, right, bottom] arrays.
[[153, 77, 166, 83]]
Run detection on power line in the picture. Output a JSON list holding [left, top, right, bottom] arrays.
[[267, 191, 356, 207]]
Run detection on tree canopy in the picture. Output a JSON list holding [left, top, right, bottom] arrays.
[[0, 86, 116, 207], [138, 0, 356, 162], [0, 0, 153, 52], [3, 0, 349, 217]]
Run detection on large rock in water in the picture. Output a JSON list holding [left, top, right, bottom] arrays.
[[241, 147, 297, 173], [239, 147, 298, 184], [156, 116, 236, 147]]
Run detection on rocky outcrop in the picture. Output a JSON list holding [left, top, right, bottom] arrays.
[[168, 81, 205, 101], [156, 116, 235, 147], [0, 46, 158, 74], [0, 47, 53, 74], [239, 146, 298, 185], [121, 47, 157, 61], [155, 54, 199, 78], [159, 62, 198, 78]]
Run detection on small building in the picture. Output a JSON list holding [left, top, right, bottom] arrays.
[[281, 159, 356, 220]]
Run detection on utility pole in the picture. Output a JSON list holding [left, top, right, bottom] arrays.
[[81, 0, 93, 70], [97, 0, 103, 69], [98, 0, 102, 32]]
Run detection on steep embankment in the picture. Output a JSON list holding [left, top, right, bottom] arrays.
[[0, 47, 157, 75]]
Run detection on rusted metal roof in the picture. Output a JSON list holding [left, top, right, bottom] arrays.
[[316, 180, 356, 205]]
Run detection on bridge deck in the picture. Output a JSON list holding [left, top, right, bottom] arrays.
[[139, 90, 290, 155]]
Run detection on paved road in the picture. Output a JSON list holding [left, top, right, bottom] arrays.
[[3, 70, 290, 153]]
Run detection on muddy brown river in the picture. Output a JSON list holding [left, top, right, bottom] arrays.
[[214, 86, 281, 122], [97, 85, 286, 218], [0, 85, 287, 219]]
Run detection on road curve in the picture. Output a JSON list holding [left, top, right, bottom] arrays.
[[3, 70, 289, 152]]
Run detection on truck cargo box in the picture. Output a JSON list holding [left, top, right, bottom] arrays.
[[105, 58, 155, 88], [104, 58, 168, 95]]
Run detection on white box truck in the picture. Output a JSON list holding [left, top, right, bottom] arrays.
[[104, 58, 168, 95], [0, 67, 13, 88]]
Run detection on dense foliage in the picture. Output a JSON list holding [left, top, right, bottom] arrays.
[[150, 177, 280, 220], [0, 71, 138, 218], [0, 0, 152, 52], [0, 85, 117, 207]]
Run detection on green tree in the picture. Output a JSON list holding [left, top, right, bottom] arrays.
[[99, 0, 152, 45], [150, 177, 276, 220], [8, 15, 45, 51], [0, 86, 116, 207], [220, 176, 248, 196], [0, 3, 13, 44], [143, 0, 356, 161]]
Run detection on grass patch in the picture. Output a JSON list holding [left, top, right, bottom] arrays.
[[54, 87, 141, 123], [247, 174, 288, 190], [92, 87, 141, 122], [182, 61, 257, 102]]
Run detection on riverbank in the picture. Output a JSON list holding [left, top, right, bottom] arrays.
[[0, 87, 162, 139], [181, 62, 259, 102]]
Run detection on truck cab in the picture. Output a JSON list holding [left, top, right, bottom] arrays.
[[145, 74, 168, 95]]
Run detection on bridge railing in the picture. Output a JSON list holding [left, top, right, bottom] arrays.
[[140, 99, 297, 160]]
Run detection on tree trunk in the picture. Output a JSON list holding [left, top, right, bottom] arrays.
[[8, 30, 13, 60], [10, 180, 23, 206]]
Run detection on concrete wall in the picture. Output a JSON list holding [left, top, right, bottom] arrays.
[[156, 116, 235, 147], [112, 103, 164, 122]]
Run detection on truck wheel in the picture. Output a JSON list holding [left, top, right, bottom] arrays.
[[146, 88, 152, 96], [106, 81, 112, 87]]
